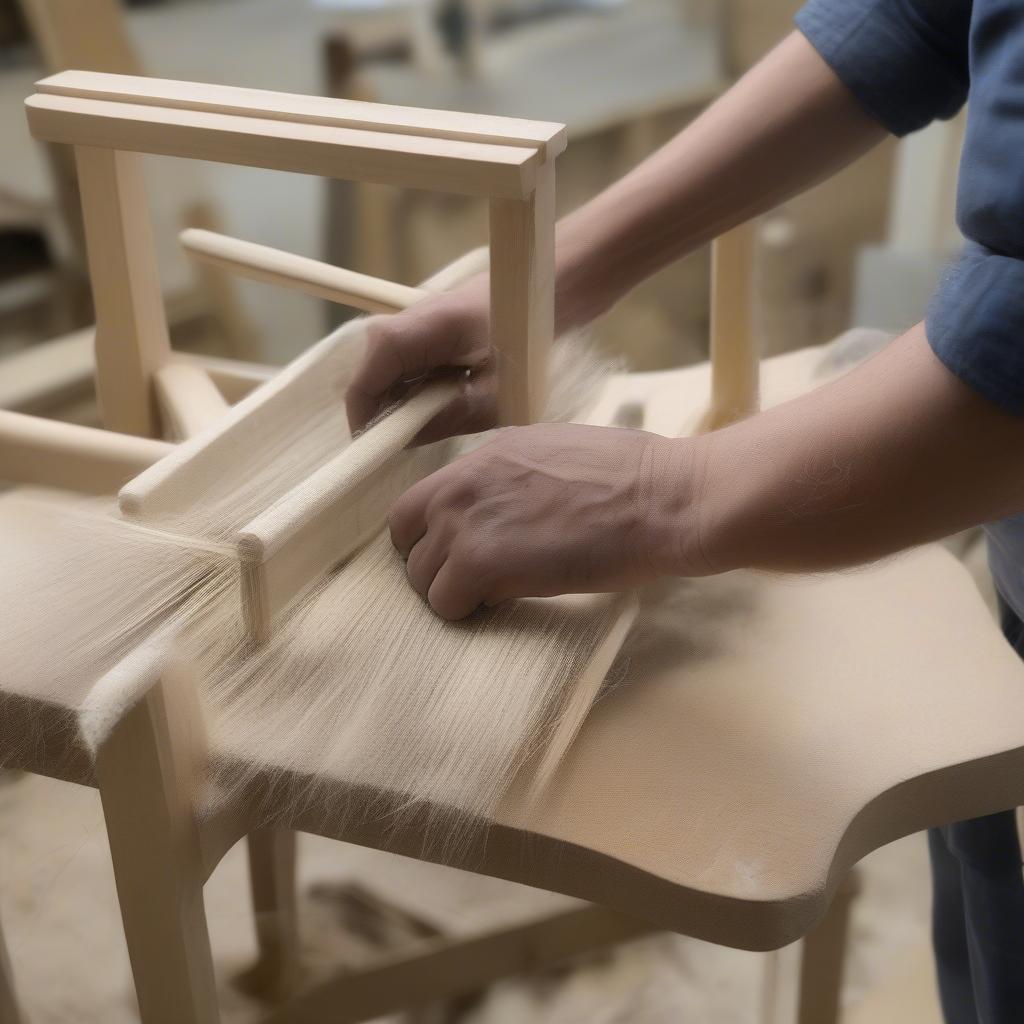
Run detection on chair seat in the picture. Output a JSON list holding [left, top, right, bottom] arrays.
[[4, 338, 1023, 953]]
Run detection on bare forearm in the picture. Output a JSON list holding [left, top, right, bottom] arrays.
[[691, 325, 1024, 575], [554, 31, 887, 331]]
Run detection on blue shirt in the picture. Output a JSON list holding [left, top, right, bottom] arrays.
[[797, 0, 1024, 613]]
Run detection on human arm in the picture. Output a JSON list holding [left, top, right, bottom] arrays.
[[390, 323, 1024, 619], [346, 29, 889, 440]]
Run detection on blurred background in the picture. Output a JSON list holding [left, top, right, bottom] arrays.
[[0, 0, 969, 1021]]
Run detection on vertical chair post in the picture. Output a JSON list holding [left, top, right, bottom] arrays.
[[705, 219, 759, 431], [74, 146, 171, 437], [488, 161, 556, 426], [95, 657, 219, 1024], [239, 830, 301, 999]]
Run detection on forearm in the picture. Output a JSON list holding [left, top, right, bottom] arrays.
[[688, 324, 1024, 575], [553, 30, 887, 331]]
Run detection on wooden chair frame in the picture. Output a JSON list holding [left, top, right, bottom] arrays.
[[0, 69, 863, 1024]]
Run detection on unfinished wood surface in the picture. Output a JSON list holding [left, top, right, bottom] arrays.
[[26, 92, 544, 201], [181, 352, 277, 403], [95, 654, 220, 1024], [117, 323, 359, 520], [0, 408, 171, 493], [74, 145, 171, 437], [181, 228, 424, 314], [796, 870, 859, 1024], [154, 362, 230, 442], [0, 327, 95, 413], [18, 0, 142, 80], [36, 70, 567, 160], [238, 830, 301, 1000], [6, 346, 1024, 953], [0, 327, 273, 414], [489, 161, 555, 425], [237, 380, 456, 641], [266, 901, 651, 1024], [706, 220, 759, 430]]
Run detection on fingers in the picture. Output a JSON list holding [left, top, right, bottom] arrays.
[[345, 302, 489, 434], [427, 557, 484, 621], [409, 370, 498, 446], [389, 469, 449, 556], [404, 528, 450, 598]]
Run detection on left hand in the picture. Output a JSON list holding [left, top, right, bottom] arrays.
[[388, 422, 707, 619]]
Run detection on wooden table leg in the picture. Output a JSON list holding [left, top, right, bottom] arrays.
[[95, 658, 220, 1024], [236, 829, 301, 1000], [796, 869, 861, 1024]]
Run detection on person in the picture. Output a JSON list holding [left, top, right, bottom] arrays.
[[345, 3, 1024, 1020]]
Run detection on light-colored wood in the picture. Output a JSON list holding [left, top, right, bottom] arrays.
[[36, 70, 567, 160], [118, 327, 359, 520], [154, 363, 230, 442], [180, 228, 425, 314], [796, 869, 859, 1024], [238, 380, 457, 641], [18, 0, 142, 80], [0, 915, 21, 1024], [94, 653, 220, 1024], [182, 353, 277, 403], [705, 220, 759, 430], [0, 327, 274, 414], [489, 161, 555, 425], [74, 145, 171, 437], [0, 408, 172, 493], [0, 327, 95, 413], [237, 830, 301, 1000], [8, 346, 1024, 955], [265, 902, 651, 1024], [27, 93, 544, 202]]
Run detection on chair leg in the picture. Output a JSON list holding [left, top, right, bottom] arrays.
[[796, 869, 861, 1024], [0, 914, 22, 1024], [236, 829, 301, 1000], [95, 659, 220, 1024]]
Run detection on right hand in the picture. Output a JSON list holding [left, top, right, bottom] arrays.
[[345, 276, 498, 444]]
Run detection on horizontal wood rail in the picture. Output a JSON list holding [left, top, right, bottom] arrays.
[[35, 71, 567, 159], [27, 71, 565, 199], [181, 229, 424, 314], [0, 408, 171, 493]]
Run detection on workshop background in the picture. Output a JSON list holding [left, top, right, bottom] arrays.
[[0, 0, 976, 1021]]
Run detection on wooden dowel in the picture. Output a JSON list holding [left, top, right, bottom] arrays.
[[154, 362, 231, 441], [0, 328, 275, 413], [180, 229, 424, 314], [178, 352, 277, 403], [705, 220, 759, 431], [0, 408, 172, 493]]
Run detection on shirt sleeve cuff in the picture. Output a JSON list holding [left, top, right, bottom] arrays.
[[927, 244, 1024, 416], [795, 0, 968, 137]]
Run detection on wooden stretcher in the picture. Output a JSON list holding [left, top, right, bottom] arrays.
[[3, 70, 1024, 1024]]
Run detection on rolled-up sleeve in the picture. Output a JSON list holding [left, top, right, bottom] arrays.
[[927, 247, 1024, 415], [795, 0, 970, 136], [926, 2, 1024, 415]]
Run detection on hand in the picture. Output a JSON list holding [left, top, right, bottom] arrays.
[[388, 422, 709, 619], [345, 277, 498, 444]]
